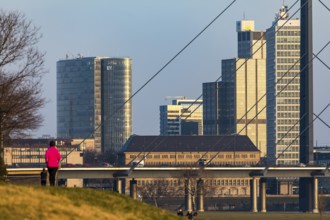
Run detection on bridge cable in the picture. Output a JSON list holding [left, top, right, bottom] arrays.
[[319, 0, 330, 12], [62, 0, 237, 160], [204, 39, 330, 166], [200, 1, 308, 165], [127, 1, 301, 167]]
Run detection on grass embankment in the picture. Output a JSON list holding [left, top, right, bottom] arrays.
[[0, 184, 181, 220]]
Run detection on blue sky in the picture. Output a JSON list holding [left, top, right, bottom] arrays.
[[1, 0, 330, 145]]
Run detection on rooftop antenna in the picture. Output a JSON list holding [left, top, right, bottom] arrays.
[[243, 11, 246, 20]]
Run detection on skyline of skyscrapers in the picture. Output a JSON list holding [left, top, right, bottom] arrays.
[[57, 56, 132, 152], [55, 5, 305, 163], [203, 20, 267, 157]]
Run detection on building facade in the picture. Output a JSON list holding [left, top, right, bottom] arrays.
[[57, 56, 132, 152], [4, 139, 83, 167], [266, 6, 301, 165], [160, 98, 203, 136], [203, 20, 267, 157], [121, 135, 260, 196]]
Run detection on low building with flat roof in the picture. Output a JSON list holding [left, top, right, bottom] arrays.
[[121, 135, 260, 196]]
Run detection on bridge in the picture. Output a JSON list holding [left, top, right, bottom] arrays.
[[7, 166, 330, 178], [7, 166, 329, 213]]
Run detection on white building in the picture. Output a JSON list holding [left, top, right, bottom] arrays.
[[266, 6, 301, 165], [160, 98, 203, 135]]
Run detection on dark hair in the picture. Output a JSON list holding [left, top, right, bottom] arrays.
[[49, 140, 56, 146]]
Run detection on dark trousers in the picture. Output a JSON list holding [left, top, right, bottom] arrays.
[[47, 167, 58, 186]]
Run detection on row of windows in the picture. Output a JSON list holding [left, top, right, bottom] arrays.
[[276, 153, 299, 159], [277, 140, 299, 146], [277, 146, 299, 152], [129, 153, 257, 160], [277, 99, 300, 104], [277, 58, 300, 64], [142, 161, 257, 166], [277, 105, 300, 111], [277, 119, 299, 125], [276, 85, 299, 91], [277, 65, 300, 70], [277, 92, 300, 98], [277, 126, 299, 132], [277, 51, 300, 57], [276, 72, 300, 78], [137, 179, 251, 187], [277, 31, 300, 36], [277, 132, 300, 139], [277, 78, 300, 84], [277, 160, 299, 165], [277, 37, 300, 43], [277, 112, 300, 118], [277, 44, 300, 50]]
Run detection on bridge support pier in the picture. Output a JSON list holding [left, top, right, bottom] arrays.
[[312, 177, 319, 213], [259, 178, 267, 213], [113, 178, 122, 194], [250, 177, 259, 213], [197, 178, 204, 212], [130, 178, 137, 200], [185, 179, 193, 212]]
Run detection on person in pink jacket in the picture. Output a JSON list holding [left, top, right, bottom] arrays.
[[45, 140, 62, 186]]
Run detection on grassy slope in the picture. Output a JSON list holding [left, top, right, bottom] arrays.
[[0, 184, 182, 220]]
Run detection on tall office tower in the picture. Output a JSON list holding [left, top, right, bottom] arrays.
[[160, 98, 203, 135], [101, 58, 132, 152], [203, 20, 267, 157], [266, 6, 301, 165], [57, 56, 132, 152]]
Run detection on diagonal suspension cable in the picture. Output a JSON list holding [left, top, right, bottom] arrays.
[[319, 0, 330, 12], [175, 1, 300, 122], [205, 39, 330, 166], [276, 103, 330, 162], [200, 2, 308, 165], [62, 0, 237, 160], [129, 1, 303, 168], [313, 53, 330, 70], [314, 113, 330, 129]]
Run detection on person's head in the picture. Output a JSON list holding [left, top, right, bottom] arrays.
[[49, 140, 56, 147]]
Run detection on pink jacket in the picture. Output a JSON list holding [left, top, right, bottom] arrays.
[[45, 146, 62, 168]]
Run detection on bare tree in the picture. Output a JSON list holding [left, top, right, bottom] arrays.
[[137, 179, 176, 208], [0, 10, 46, 180], [179, 169, 216, 211]]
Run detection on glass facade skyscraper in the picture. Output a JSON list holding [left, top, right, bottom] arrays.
[[57, 56, 132, 152], [266, 6, 301, 165], [203, 20, 267, 157], [101, 58, 132, 152]]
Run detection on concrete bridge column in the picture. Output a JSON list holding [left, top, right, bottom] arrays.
[[113, 178, 122, 194], [130, 178, 137, 200], [250, 177, 258, 213], [185, 179, 192, 212], [259, 178, 267, 213], [197, 178, 204, 212], [313, 177, 319, 213]]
